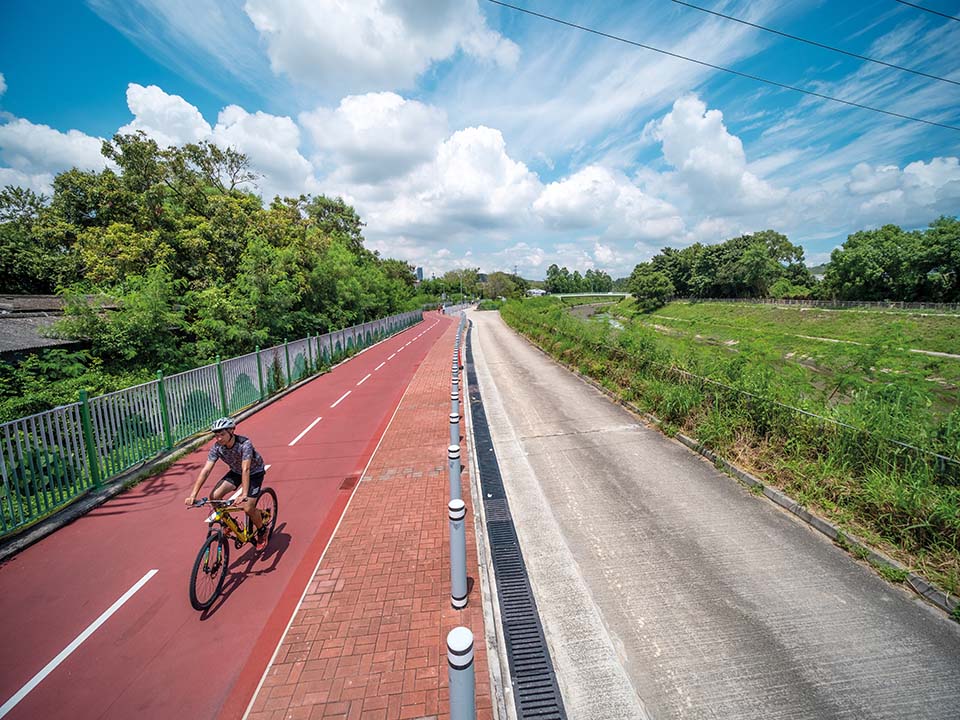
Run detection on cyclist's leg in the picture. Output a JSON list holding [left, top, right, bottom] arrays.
[[241, 473, 266, 533], [212, 473, 240, 500]]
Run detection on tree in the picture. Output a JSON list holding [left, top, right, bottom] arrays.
[[821, 225, 918, 300], [305, 195, 366, 255], [484, 271, 517, 299], [627, 263, 675, 311]]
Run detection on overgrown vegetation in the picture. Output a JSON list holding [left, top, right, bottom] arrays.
[[501, 297, 960, 595]]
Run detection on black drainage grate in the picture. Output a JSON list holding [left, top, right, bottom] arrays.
[[465, 323, 567, 720]]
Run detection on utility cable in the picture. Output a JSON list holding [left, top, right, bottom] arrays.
[[894, 0, 960, 22], [485, 0, 960, 132], [672, 0, 959, 86]]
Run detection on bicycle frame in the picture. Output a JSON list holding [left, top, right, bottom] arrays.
[[200, 500, 257, 550]]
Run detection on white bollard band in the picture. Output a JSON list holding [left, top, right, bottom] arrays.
[[447, 627, 475, 669]]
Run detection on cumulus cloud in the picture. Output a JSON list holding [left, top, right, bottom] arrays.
[[243, 0, 518, 95], [409, 125, 540, 226], [346, 124, 542, 266], [534, 165, 683, 241], [118, 83, 212, 146], [648, 94, 786, 214], [851, 157, 960, 225], [300, 92, 447, 183], [0, 167, 54, 196], [0, 119, 111, 176]]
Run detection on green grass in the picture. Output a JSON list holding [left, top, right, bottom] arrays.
[[501, 296, 960, 598]]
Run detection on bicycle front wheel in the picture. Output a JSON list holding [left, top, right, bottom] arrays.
[[189, 532, 229, 610]]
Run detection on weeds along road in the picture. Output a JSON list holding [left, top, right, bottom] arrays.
[[0, 316, 449, 720], [468, 309, 960, 720]]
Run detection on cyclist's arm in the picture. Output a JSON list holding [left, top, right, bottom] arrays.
[[186, 459, 217, 505]]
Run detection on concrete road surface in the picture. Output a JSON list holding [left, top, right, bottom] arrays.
[[468, 310, 960, 720]]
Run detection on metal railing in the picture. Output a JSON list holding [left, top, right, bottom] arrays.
[[0, 309, 422, 536]]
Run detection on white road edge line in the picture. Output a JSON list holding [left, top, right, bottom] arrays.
[[0, 569, 159, 719], [288, 417, 322, 447], [357, 374, 371, 386], [374, 362, 385, 371], [331, 391, 351, 408]]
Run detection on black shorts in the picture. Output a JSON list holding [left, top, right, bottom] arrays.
[[214, 471, 265, 498]]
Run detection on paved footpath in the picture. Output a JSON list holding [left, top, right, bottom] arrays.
[[246, 319, 492, 720]]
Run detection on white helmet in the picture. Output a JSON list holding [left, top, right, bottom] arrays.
[[211, 417, 236, 432]]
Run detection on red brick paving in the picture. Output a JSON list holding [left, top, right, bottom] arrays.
[[246, 320, 492, 720]]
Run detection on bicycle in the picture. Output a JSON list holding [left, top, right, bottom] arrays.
[[187, 487, 278, 611]]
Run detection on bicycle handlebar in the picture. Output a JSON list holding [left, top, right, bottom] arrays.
[[188, 497, 238, 509]]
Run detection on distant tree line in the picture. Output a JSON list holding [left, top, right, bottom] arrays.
[[543, 265, 614, 294], [625, 220, 959, 310]]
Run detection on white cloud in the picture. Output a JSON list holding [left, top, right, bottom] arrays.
[[852, 157, 960, 225], [0, 167, 54, 196], [0, 73, 6, 97], [386, 125, 540, 230], [0, 119, 111, 176], [649, 95, 786, 214], [534, 165, 683, 241], [118, 83, 212, 146], [243, 0, 518, 95], [300, 92, 447, 183]]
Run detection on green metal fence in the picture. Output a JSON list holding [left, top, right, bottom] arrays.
[[0, 309, 422, 536]]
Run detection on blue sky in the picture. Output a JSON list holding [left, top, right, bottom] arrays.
[[1, 0, 958, 279]]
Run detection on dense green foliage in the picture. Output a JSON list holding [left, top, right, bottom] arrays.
[[620, 221, 959, 309], [501, 297, 960, 593], [0, 133, 428, 420], [543, 264, 613, 294], [821, 218, 960, 301]]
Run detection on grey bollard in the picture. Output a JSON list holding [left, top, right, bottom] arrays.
[[448, 444, 462, 501], [451, 389, 459, 415], [449, 499, 467, 608], [447, 626, 475, 719], [450, 411, 460, 446]]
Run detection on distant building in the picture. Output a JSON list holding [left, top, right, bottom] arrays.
[[526, 288, 546, 296], [415, 266, 424, 282]]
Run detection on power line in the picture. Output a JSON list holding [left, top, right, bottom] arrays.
[[484, 0, 960, 132], [894, 0, 960, 22], [672, 0, 959, 86]]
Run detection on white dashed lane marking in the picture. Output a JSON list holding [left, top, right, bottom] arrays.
[[288, 417, 322, 446]]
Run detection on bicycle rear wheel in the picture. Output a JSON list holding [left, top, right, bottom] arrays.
[[189, 531, 229, 610], [256, 487, 278, 544]]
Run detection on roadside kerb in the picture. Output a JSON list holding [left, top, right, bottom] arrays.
[[461, 318, 515, 720]]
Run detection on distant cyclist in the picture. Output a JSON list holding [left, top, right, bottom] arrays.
[[185, 417, 268, 549]]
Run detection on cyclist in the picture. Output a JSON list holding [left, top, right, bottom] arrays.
[[185, 417, 269, 549]]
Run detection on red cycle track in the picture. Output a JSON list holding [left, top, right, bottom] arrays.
[[0, 315, 452, 720]]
